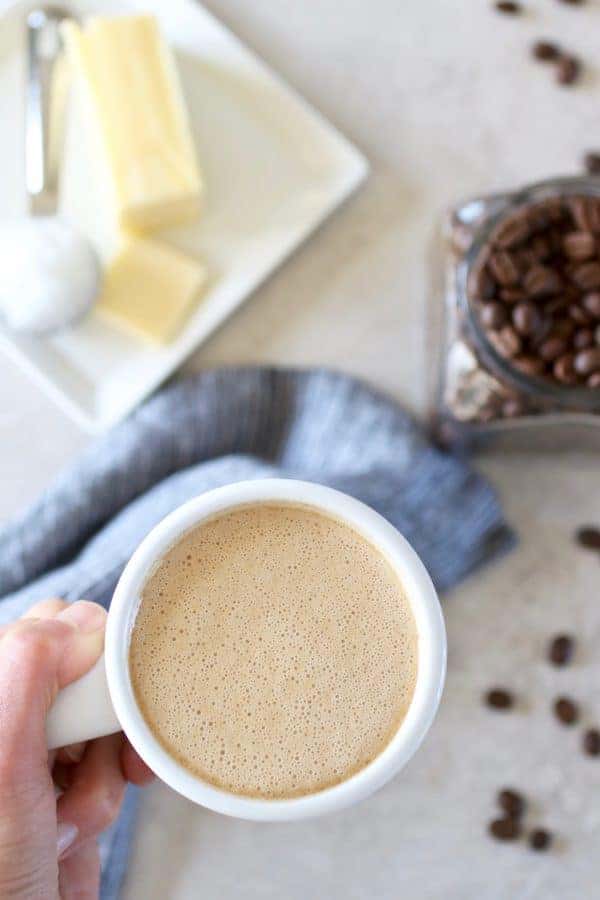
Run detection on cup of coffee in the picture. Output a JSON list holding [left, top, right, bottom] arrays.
[[46, 479, 446, 821]]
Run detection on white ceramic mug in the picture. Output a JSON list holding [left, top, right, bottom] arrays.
[[46, 479, 446, 822]]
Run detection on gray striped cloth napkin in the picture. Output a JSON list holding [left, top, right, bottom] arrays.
[[0, 366, 514, 898]]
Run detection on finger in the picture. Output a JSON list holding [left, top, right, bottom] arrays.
[[56, 733, 127, 855], [59, 839, 100, 899], [121, 738, 155, 786], [22, 597, 68, 619], [55, 742, 87, 765], [0, 603, 106, 778]]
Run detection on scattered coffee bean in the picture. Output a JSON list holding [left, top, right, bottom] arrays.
[[583, 728, 600, 756], [557, 55, 581, 86], [532, 41, 560, 62], [495, 0, 521, 12], [529, 829, 552, 852], [498, 789, 525, 818], [584, 152, 600, 176], [489, 817, 521, 841], [575, 526, 600, 550], [557, 0, 585, 4], [485, 688, 514, 710], [554, 696, 579, 725], [548, 634, 575, 666]]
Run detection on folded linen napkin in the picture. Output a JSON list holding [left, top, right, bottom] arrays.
[[0, 366, 514, 898]]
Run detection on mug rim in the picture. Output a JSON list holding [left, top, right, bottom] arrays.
[[106, 479, 446, 822]]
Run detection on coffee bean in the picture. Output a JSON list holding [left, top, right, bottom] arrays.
[[584, 152, 600, 176], [582, 728, 600, 756], [488, 326, 522, 359], [569, 303, 593, 326], [582, 292, 600, 318], [489, 817, 521, 841], [524, 265, 562, 298], [554, 696, 579, 725], [551, 317, 576, 339], [573, 328, 594, 350], [571, 262, 600, 291], [575, 526, 600, 550], [563, 231, 596, 261], [557, 0, 585, 5], [469, 264, 496, 302], [553, 353, 578, 383], [494, 215, 530, 250], [498, 789, 525, 818], [532, 41, 560, 62], [480, 302, 508, 329], [495, 0, 521, 10], [548, 634, 575, 666], [568, 197, 596, 231], [488, 251, 521, 286], [574, 347, 600, 374], [529, 234, 552, 261], [501, 398, 526, 417], [588, 372, 600, 387], [500, 288, 526, 304], [512, 302, 542, 336], [557, 55, 581, 86], [513, 355, 545, 377], [539, 336, 567, 362], [529, 829, 552, 852], [485, 688, 514, 710]]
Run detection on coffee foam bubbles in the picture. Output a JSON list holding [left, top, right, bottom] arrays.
[[129, 503, 418, 799]]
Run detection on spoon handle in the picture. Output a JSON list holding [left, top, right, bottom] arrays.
[[25, 6, 71, 216]]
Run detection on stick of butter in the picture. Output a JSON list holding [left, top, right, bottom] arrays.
[[98, 236, 206, 343], [62, 16, 202, 232]]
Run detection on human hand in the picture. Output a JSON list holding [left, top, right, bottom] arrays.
[[0, 598, 154, 900]]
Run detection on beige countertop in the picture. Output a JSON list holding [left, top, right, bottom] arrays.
[[1, 1, 600, 897]]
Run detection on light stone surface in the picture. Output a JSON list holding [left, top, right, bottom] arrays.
[[1, 1, 600, 897]]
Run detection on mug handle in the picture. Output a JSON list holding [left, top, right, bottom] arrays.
[[46, 654, 121, 749]]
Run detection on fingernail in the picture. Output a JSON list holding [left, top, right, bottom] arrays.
[[57, 822, 78, 859], [59, 601, 106, 633]]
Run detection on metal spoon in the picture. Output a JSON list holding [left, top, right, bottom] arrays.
[[0, 6, 99, 335]]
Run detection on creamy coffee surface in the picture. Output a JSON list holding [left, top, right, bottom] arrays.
[[129, 503, 418, 799]]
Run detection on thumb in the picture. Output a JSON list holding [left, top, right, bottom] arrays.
[[0, 602, 106, 783]]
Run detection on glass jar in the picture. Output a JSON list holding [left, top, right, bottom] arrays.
[[429, 175, 600, 451]]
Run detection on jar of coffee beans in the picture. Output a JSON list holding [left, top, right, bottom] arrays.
[[430, 176, 600, 450]]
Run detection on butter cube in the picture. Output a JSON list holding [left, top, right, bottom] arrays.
[[98, 236, 206, 343], [63, 16, 202, 232]]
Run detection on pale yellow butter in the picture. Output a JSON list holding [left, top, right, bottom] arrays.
[[63, 15, 202, 232], [98, 236, 206, 343]]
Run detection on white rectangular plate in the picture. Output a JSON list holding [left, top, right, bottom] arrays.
[[0, 0, 367, 431]]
